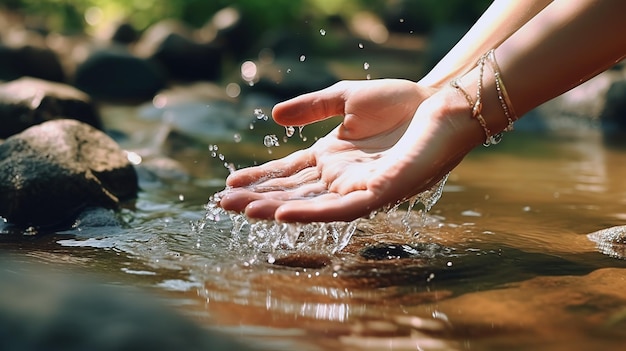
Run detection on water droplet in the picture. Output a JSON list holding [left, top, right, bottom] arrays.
[[285, 126, 295, 137], [427, 273, 435, 282], [254, 108, 267, 120], [399, 18, 405, 23], [233, 133, 242, 142], [366, 73, 371, 80], [363, 62, 370, 70], [264, 134, 279, 147], [298, 126, 307, 141], [358, 43, 364, 49], [299, 55, 306, 62], [178, 194, 185, 201], [287, 68, 292, 74], [249, 123, 255, 130], [319, 28, 326, 36]]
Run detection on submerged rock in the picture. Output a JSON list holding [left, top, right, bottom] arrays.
[[0, 119, 138, 228], [587, 225, 626, 259], [0, 77, 101, 139]]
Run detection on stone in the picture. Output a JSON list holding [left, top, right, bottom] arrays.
[[74, 47, 166, 101], [0, 119, 138, 228], [0, 77, 101, 139], [135, 20, 221, 82], [600, 79, 626, 131], [0, 30, 65, 83]]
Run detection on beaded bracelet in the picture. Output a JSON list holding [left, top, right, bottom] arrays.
[[485, 49, 517, 132], [450, 53, 501, 147]]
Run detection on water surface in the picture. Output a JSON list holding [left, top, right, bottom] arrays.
[[3, 123, 626, 351]]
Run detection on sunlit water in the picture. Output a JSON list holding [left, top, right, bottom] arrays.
[[3, 125, 626, 351]]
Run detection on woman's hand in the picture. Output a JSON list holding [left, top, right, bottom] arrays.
[[218, 79, 481, 222]]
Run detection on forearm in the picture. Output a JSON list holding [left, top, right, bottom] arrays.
[[453, 0, 626, 145], [496, 0, 626, 117], [418, 0, 552, 89]]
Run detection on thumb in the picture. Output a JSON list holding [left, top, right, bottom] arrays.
[[271, 82, 347, 126]]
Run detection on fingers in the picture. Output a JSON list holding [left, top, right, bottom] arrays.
[[220, 187, 378, 223], [225, 150, 314, 187], [272, 82, 348, 126], [218, 182, 329, 213], [274, 190, 377, 222]]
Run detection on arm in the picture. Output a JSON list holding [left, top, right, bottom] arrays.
[[456, 0, 626, 136], [418, 0, 553, 89]]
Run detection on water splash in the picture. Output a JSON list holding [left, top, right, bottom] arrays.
[[197, 174, 450, 263], [264, 134, 279, 147], [384, 173, 450, 235], [195, 195, 358, 264]]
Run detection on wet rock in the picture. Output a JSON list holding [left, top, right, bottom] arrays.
[[74, 47, 166, 101], [135, 20, 221, 82], [0, 77, 101, 138], [0, 30, 65, 82], [0, 258, 256, 351], [360, 242, 451, 261], [587, 225, 626, 259], [273, 253, 332, 269], [360, 243, 424, 260], [0, 119, 138, 228]]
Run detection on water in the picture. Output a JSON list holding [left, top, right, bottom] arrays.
[[3, 115, 626, 350]]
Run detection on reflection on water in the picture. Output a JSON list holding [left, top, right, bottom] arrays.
[[5, 128, 626, 350]]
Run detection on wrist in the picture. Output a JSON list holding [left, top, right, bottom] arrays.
[[453, 51, 517, 144]]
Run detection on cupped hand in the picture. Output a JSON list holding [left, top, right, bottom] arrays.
[[218, 80, 480, 222]]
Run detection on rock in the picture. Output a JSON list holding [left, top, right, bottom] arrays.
[[587, 225, 626, 259], [109, 22, 139, 44], [0, 77, 101, 139], [272, 253, 332, 269], [135, 20, 221, 82], [0, 119, 138, 229], [74, 47, 166, 101], [0, 30, 65, 82], [600, 79, 626, 131]]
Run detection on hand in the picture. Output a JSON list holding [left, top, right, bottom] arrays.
[[218, 79, 480, 222]]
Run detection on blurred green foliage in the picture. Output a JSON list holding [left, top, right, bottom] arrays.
[[2, 0, 490, 35]]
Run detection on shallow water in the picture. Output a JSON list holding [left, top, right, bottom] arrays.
[[3, 120, 626, 350]]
